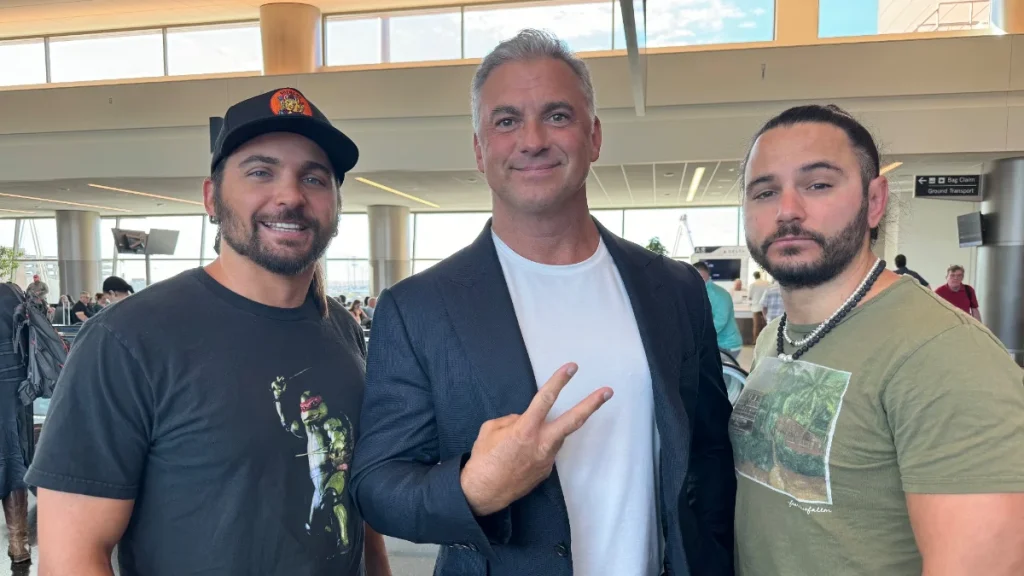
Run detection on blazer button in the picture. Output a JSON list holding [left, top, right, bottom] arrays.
[[555, 543, 569, 557]]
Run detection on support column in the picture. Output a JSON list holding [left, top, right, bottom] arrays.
[[367, 205, 410, 295], [977, 158, 1024, 366], [55, 210, 102, 298], [259, 3, 323, 75], [994, 0, 1024, 34]]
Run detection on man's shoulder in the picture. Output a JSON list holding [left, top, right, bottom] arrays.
[[90, 269, 204, 336]]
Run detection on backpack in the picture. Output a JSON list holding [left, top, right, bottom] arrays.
[[4, 283, 68, 405]]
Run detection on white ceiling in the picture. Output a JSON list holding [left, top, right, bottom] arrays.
[[0, 153, 1006, 218]]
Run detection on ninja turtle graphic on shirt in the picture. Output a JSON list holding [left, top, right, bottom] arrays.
[[271, 368, 355, 557]]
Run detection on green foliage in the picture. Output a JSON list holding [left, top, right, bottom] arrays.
[[0, 246, 22, 282], [645, 237, 668, 256]]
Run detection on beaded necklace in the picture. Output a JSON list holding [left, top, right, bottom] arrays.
[[776, 258, 885, 362]]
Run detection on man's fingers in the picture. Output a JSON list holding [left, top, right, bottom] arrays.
[[543, 386, 613, 443], [519, 363, 578, 430]]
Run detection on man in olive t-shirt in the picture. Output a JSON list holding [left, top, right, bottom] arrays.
[[734, 104, 1024, 576]]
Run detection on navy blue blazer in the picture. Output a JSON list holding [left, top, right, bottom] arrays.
[[351, 221, 736, 576]]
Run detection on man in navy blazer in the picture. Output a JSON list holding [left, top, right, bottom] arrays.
[[351, 29, 735, 576]]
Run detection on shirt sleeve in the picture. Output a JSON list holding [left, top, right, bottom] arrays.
[[25, 320, 154, 500], [968, 286, 979, 308], [883, 323, 1024, 494]]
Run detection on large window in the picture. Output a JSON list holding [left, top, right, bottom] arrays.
[[623, 207, 740, 258], [0, 39, 46, 87], [166, 22, 262, 76], [326, 260, 371, 299], [49, 30, 165, 83], [463, 2, 614, 58], [642, 0, 775, 48], [820, 0, 991, 38], [325, 16, 383, 66], [390, 10, 463, 62], [413, 212, 491, 261], [0, 220, 15, 249]]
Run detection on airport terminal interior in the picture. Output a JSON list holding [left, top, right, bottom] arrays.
[[0, 0, 1023, 574]]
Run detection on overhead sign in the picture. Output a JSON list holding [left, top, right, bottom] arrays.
[[914, 175, 981, 198]]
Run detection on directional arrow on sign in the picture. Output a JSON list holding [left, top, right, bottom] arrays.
[[918, 177, 927, 184]]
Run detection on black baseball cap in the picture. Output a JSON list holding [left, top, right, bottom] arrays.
[[102, 276, 134, 295], [210, 87, 359, 181]]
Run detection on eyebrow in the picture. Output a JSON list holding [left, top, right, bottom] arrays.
[[488, 101, 575, 122], [745, 161, 846, 193], [489, 105, 521, 121], [541, 101, 574, 115], [301, 160, 333, 176], [238, 155, 279, 167]]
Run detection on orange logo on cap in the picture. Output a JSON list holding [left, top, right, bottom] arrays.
[[269, 88, 313, 117]]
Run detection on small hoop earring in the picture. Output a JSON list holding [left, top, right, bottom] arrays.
[[209, 215, 220, 225]]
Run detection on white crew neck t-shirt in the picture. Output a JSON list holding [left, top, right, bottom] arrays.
[[492, 231, 661, 576]]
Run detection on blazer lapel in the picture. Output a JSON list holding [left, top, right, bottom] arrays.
[[440, 223, 539, 419]]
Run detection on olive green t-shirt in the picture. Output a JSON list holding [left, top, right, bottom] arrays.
[[730, 276, 1024, 576]]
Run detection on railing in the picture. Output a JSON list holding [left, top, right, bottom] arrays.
[[915, 0, 991, 32]]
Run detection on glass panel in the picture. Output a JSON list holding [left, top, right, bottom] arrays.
[[166, 22, 262, 76], [413, 212, 491, 259], [14, 261, 59, 297], [325, 16, 383, 66], [463, 2, 614, 59], [203, 218, 219, 261], [591, 209, 624, 236], [623, 207, 740, 258], [820, 0, 991, 37], [413, 259, 440, 274], [115, 259, 150, 292], [101, 218, 118, 259], [0, 38, 46, 87], [49, 30, 164, 83], [325, 260, 371, 299], [148, 259, 200, 284], [101, 260, 114, 280], [116, 216, 204, 259], [0, 219, 15, 248], [16, 219, 58, 258], [389, 10, 462, 63], [635, 0, 775, 48], [327, 213, 369, 259]]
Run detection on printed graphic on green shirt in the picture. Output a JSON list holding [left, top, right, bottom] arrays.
[[730, 356, 851, 505]]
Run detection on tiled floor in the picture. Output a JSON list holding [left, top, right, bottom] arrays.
[[1, 347, 753, 576]]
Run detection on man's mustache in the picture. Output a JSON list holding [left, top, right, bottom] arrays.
[[761, 224, 827, 253]]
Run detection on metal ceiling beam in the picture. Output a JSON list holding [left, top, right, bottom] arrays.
[[618, 0, 645, 117]]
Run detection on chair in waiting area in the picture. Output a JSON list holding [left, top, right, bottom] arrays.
[[719, 349, 747, 405]]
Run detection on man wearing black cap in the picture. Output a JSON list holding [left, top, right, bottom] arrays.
[[101, 275, 134, 304], [27, 88, 390, 576]]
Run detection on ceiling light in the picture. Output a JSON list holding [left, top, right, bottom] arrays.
[[0, 208, 35, 214], [686, 167, 706, 202], [88, 183, 204, 206], [354, 177, 440, 208], [0, 192, 130, 213], [880, 162, 903, 176]]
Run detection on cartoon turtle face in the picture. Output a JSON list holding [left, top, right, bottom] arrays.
[[299, 392, 328, 424]]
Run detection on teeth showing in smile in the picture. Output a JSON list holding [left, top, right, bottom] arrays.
[[263, 222, 304, 231]]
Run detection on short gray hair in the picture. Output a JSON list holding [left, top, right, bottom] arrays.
[[470, 28, 597, 133]]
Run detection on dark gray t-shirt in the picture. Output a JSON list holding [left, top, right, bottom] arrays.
[[26, 268, 368, 576]]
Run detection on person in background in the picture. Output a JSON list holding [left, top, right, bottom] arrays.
[[735, 103, 1024, 576], [934, 264, 980, 321], [362, 296, 375, 321], [893, 254, 928, 287], [337, 294, 348, 307], [102, 276, 134, 304], [694, 261, 743, 358], [747, 271, 771, 340], [70, 291, 93, 324], [349, 300, 369, 326], [90, 293, 108, 314], [26, 274, 48, 305], [0, 282, 33, 564], [352, 29, 735, 576], [28, 87, 390, 576], [759, 282, 784, 323]]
